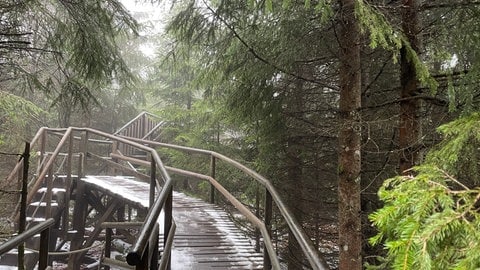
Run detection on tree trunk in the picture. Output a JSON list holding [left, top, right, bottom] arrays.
[[399, 0, 421, 174], [337, 0, 362, 269], [286, 136, 304, 269], [285, 65, 308, 269]]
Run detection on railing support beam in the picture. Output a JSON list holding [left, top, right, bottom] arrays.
[[18, 142, 30, 270], [164, 189, 173, 270], [264, 189, 273, 269], [150, 159, 156, 207], [136, 243, 149, 270], [39, 225, 50, 270], [210, 155, 216, 204]]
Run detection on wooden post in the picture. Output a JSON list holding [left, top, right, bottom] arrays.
[[81, 132, 88, 176], [164, 189, 173, 270], [105, 228, 112, 270], [71, 152, 86, 269], [36, 130, 46, 176], [210, 155, 216, 204], [78, 153, 84, 180], [264, 189, 273, 270], [45, 167, 53, 219], [117, 204, 125, 224], [45, 167, 55, 267], [18, 142, 30, 270], [255, 184, 260, 253], [150, 159, 156, 207], [150, 224, 159, 270], [62, 132, 74, 239], [142, 113, 148, 139], [68, 181, 87, 270], [136, 243, 149, 270], [110, 141, 118, 175], [38, 226, 51, 270]]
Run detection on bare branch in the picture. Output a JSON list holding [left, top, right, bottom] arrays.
[[421, 1, 480, 10]]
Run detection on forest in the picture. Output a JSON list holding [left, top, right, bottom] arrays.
[[1, 0, 480, 269]]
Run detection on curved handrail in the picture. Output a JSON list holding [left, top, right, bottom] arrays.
[[10, 126, 174, 268], [80, 128, 174, 266], [158, 222, 176, 269], [20, 127, 169, 205], [5, 127, 46, 185], [8, 123, 327, 269], [119, 136, 330, 270], [24, 128, 74, 208], [125, 183, 172, 264], [165, 166, 281, 269]]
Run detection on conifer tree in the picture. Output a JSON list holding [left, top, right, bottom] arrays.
[[337, 0, 362, 268], [0, 0, 138, 127], [369, 113, 480, 269], [399, 0, 422, 173], [157, 1, 476, 269]]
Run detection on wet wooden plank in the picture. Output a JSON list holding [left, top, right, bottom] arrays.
[[171, 192, 263, 269], [78, 176, 263, 269], [79, 176, 150, 209]]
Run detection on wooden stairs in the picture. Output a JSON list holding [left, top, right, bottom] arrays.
[[0, 175, 69, 269]]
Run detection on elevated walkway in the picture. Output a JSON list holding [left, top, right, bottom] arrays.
[[171, 192, 262, 269], [79, 176, 263, 269], [0, 112, 330, 269]]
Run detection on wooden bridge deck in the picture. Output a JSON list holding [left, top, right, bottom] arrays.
[[79, 176, 263, 269]]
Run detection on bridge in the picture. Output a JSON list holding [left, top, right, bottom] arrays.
[[0, 112, 330, 269]]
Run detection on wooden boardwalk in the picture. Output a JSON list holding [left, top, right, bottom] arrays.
[[171, 192, 263, 269], [79, 176, 263, 269]]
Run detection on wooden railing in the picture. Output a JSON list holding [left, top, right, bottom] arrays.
[[7, 127, 174, 269], [5, 116, 329, 269], [114, 111, 164, 157], [121, 136, 331, 270], [0, 218, 55, 270]]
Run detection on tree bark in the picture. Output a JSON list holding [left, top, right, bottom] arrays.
[[285, 64, 308, 269], [286, 135, 304, 269], [337, 0, 362, 269], [399, 0, 421, 174]]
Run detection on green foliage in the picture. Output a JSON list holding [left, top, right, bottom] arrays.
[[422, 4, 480, 113], [369, 113, 480, 269], [355, 0, 401, 52], [427, 112, 480, 184], [250, 0, 438, 92], [354, 0, 438, 92], [0, 92, 47, 150], [369, 165, 480, 270], [0, 0, 138, 127], [42, 0, 138, 84]]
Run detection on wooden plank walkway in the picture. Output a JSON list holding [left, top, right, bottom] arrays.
[[171, 192, 263, 269], [79, 176, 263, 269]]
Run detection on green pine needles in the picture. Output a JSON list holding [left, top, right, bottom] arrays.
[[369, 113, 480, 270], [369, 166, 480, 270], [354, 0, 438, 92]]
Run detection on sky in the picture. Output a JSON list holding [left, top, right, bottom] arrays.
[[120, 0, 170, 57], [120, 0, 164, 13]]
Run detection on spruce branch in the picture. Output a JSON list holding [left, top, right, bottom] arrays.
[[202, 0, 337, 90]]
